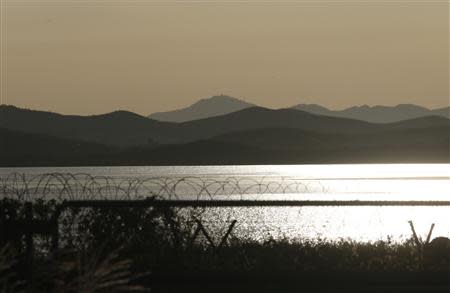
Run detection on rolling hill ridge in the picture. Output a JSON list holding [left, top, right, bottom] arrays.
[[3, 105, 447, 147], [1, 104, 448, 166]]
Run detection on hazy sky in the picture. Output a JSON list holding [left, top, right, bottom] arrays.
[[1, 0, 448, 115]]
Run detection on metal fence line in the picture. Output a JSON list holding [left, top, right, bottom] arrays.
[[60, 199, 450, 208]]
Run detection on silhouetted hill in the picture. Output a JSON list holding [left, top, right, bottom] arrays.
[[290, 104, 335, 117], [213, 125, 450, 152], [148, 95, 255, 122], [383, 116, 450, 130], [292, 104, 450, 123], [144, 124, 449, 165], [213, 128, 328, 151], [178, 108, 448, 142], [0, 127, 266, 166], [3, 127, 447, 166], [0, 105, 374, 146], [0, 105, 175, 147], [1, 105, 448, 149], [432, 106, 450, 118], [0, 128, 120, 166], [0, 127, 114, 154], [1, 121, 448, 167], [176, 107, 376, 141]]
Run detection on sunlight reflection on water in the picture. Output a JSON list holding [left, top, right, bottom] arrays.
[[1, 164, 449, 242]]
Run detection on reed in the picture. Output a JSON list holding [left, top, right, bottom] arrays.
[[53, 245, 149, 293]]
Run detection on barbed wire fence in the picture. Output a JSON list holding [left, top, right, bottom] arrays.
[[1, 173, 449, 258], [0, 172, 329, 255], [0, 172, 325, 201]]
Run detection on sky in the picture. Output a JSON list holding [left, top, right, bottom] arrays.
[[0, 0, 449, 115]]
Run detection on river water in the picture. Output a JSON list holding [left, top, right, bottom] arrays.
[[1, 164, 449, 242]]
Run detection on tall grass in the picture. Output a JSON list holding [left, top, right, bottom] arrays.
[[0, 245, 23, 293], [54, 246, 148, 293]]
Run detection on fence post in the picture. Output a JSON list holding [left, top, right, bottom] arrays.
[[191, 218, 237, 251], [162, 207, 181, 249], [218, 220, 237, 249], [51, 206, 63, 252], [193, 218, 216, 248], [24, 202, 33, 282]]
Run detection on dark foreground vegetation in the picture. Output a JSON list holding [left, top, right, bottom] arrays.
[[1, 198, 450, 293]]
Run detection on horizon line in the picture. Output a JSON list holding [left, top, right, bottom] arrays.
[[1, 98, 449, 117]]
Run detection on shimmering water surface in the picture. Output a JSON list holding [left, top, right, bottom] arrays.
[[1, 164, 449, 242]]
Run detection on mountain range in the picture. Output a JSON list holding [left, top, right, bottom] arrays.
[[3, 104, 448, 147], [291, 103, 450, 124], [148, 95, 449, 123], [1, 103, 448, 166]]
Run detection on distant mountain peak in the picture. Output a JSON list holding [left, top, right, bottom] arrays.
[[202, 94, 236, 101], [148, 95, 255, 122], [293, 103, 330, 110], [193, 95, 248, 106]]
